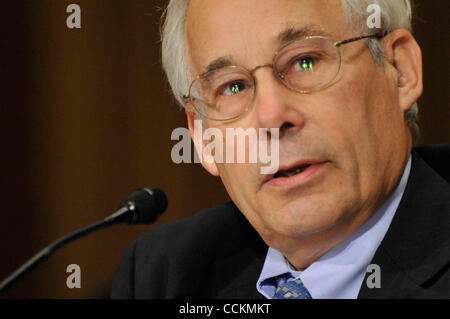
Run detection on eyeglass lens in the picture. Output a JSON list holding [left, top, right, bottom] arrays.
[[190, 37, 341, 121]]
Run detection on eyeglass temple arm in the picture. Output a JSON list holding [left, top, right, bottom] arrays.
[[335, 34, 384, 47]]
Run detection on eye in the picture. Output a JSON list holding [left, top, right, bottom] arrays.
[[221, 81, 247, 96], [294, 56, 316, 72]]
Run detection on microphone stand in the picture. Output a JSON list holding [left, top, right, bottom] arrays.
[[0, 206, 131, 295]]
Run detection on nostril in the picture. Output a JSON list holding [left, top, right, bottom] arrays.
[[280, 122, 294, 132]]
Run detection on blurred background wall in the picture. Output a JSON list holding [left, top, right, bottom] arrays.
[[0, 0, 448, 298]]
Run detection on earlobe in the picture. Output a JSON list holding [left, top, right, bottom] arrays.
[[185, 109, 220, 177], [384, 29, 423, 112]]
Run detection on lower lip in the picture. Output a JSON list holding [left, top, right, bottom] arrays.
[[264, 162, 328, 189]]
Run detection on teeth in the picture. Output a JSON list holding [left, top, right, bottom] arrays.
[[286, 167, 306, 176], [276, 164, 311, 178]]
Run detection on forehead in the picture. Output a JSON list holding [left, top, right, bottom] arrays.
[[186, 0, 351, 74]]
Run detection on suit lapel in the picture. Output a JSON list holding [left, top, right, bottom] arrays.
[[213, 203, 268, 298], [358, 150, 450, 298]]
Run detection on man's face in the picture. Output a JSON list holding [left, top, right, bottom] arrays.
[[186, 0, 412, 250]]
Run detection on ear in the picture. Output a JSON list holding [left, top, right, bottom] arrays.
[[186, 107, 220, 176], [382, 29, 423, 113]]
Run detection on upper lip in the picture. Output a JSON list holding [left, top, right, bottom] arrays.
[[261, 159, 327, 185]]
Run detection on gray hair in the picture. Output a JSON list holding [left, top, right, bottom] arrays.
[[161, 0, 419, 139]]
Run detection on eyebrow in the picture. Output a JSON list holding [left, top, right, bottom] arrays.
[[203, 24, 328, 75], [204, 56, 234, 74]]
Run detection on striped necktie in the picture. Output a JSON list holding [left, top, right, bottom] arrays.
[[273, 274, 312, 299]]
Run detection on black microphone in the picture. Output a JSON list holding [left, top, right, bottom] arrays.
[[0, 187, 168, 295]]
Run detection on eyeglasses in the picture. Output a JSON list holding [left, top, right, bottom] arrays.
[[183, 34, 383, 122]]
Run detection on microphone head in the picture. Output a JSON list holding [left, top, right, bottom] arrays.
[[122, 187, 168, 224]]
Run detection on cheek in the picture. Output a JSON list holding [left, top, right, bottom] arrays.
[[315, 65, 404, 198], [216, 163, 254, 200], [297, 74, 383, 201], [319, 65, 390, 154]]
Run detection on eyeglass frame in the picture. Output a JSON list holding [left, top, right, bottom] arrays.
[[183, 33, 384, 122]]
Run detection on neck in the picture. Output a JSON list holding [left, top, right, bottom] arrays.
[[273, 207, 375, 270]]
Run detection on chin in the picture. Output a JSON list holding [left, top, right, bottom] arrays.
[[264, 199, 347, 239], [275, 218, 339, 239]]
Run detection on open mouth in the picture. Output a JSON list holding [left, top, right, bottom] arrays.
[[274, 163, 312, 178], [262, 160, 328, 188]]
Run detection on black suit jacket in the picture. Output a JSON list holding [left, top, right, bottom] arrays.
[[111, 145, 450, 298]]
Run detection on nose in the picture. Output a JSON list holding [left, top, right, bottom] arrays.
[[252, 68, 306, 136]]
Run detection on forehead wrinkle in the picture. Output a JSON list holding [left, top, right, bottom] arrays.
[[277, 23, 331, 47]]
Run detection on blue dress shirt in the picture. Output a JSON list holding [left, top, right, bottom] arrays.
[[257, 155, 412, 299]]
